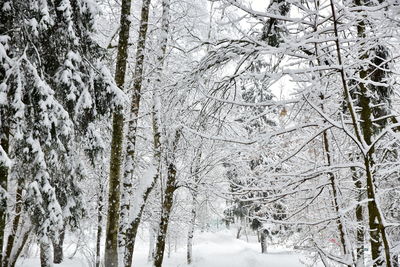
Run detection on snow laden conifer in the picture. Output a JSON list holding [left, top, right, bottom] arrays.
[[0, 0, 121, 265]]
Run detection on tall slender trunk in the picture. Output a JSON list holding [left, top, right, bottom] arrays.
[[0, 128, 9, 267], [153, 162, 177, 267], [119, 0, 151, 249], [96, 183, 103, 267], [354, 1, 391, 265], [104, 0, 132, 266], [153, 130, 180, 267], [3, 179, 23, 267], [187, 191, 197, 265], [322, 130, 353, 266], [330, 1, 391, 265], [52, 227, 65, 264], [311, 4, 353, 264], [123, 1, 170, 266]]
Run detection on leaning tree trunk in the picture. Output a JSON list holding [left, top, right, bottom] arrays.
[[153, 162, 177, 267], [9, 224, 31, 267], [103, 0, 132, 266]]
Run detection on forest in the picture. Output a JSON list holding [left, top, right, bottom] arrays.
[[1, 0, 400, 266]]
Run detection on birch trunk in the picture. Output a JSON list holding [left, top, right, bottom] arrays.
[[122, 1, 170, 266], [187, 192, 197, 265], [120, 0, 151, 239]]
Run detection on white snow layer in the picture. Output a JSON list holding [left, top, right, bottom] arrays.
[[16, 230, 321, 267]]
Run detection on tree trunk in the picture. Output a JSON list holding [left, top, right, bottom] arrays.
[[153, 161, 177, 267], [236, 226, 242, 239], [187, 192, 197, 265], [329, 1, 391, 265], [9, 225, 31, 267], [52, 228, 65, 264], [0, 128, 9, 267], [40, 240, 51, 267], [260, 230, 267, 254], [104, 0, 132, 266], [351, 166, 365, 267], [119, 0, 152, 243], [3, 179, 23, 267], [322, 130, 353, 266], [357, 17, 391, 267], [123, 1, 170, 266], [148, 226, 155, 262], [96, 184, 103, 267]]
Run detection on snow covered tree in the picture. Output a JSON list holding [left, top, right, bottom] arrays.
[[0, 0, 121, 266]]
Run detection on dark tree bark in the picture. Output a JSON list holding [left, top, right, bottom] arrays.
[[153, 130, 180, 267], [351, 166, 365, 267], [104, 0, 132, 266], [52, 228, 65, 264], [260, 230, 267, 254], [96, 183, 104, 267], [330, 1, 392, 265], [153, 162, 177, 267], [354, 1, 391, 265], [40, 240, 51, 267]]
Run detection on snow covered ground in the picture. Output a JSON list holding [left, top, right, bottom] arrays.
[[16, 230, 320, 267]]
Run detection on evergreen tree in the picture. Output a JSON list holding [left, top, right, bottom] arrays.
[[0, 0, 121, 265]]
